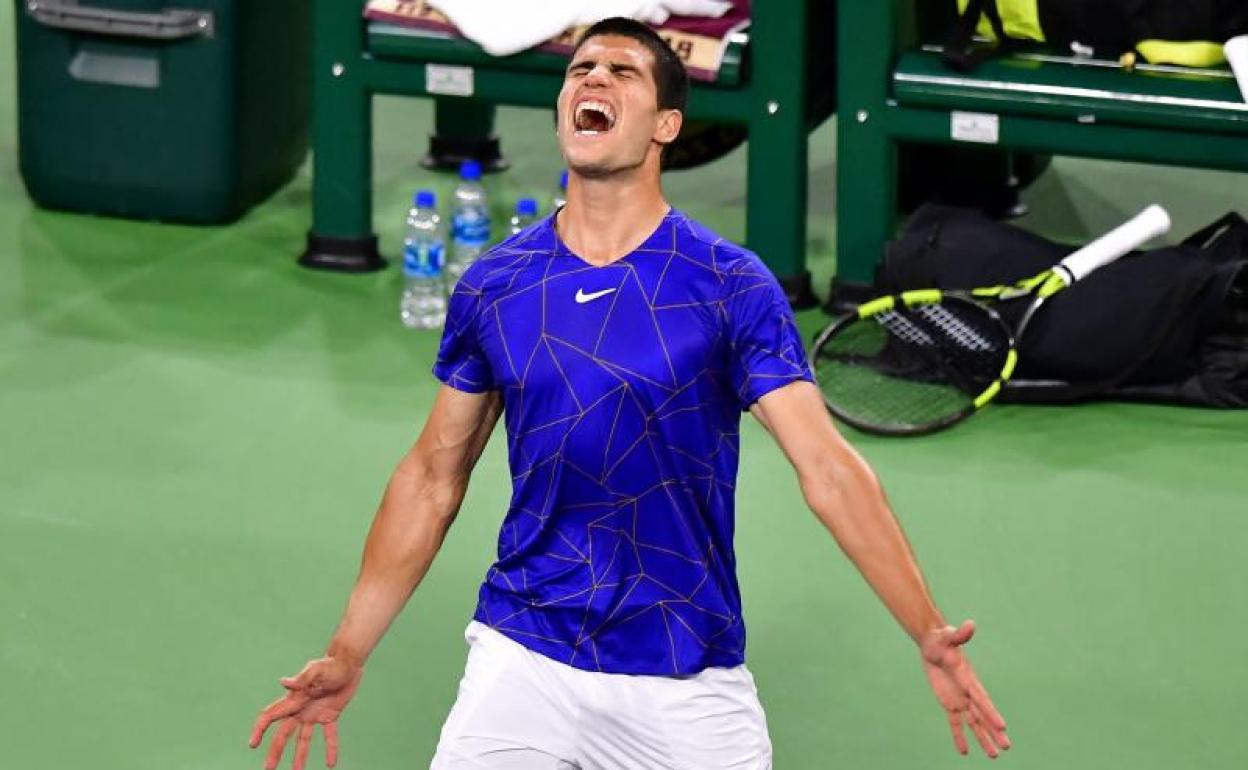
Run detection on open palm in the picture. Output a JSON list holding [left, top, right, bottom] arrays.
[[249, 658, 364, 770], [920, 620, 1010, 758]]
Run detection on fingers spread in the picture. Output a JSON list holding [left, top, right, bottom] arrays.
[[252, 698, 289, 746], [929, 622, 1009, 757], [972, 702, 1011, 752], [264, 719, 298, 770], [324, 722, 340, 768], [966, 705, 1000, 759], [956, 668, 1007, 732]]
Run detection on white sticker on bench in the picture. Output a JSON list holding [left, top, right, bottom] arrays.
[[426, 64, 474, 97], [951, 111, 1000, 144]]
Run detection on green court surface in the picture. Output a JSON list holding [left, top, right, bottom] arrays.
[[2, 8, 1247, 770]]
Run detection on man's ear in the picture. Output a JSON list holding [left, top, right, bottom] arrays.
[[654, 108, 684, 146]]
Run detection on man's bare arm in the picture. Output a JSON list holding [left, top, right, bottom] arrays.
[[749, 380, 1009, 757], [750, 381, 941, 640], [327, 384, 503, 667], [250, 385, 502, 770]]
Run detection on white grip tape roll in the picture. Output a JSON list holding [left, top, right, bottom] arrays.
[[1058, 205, 1172, 285]]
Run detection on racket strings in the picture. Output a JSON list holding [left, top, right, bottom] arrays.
[[877, 309, 936, 347], [815, 299, 1013, 433], [915, 304, 996, 352]]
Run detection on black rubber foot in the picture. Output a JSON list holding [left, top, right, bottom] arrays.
[[421, 134, 509, 173], [779, 270, 819, 310], [822, 278, 877, 316], [299, 232, 386, 273]]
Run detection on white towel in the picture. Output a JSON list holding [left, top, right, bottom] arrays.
[[428, 0, 733, 57], [1226, 36, 1248, 103]]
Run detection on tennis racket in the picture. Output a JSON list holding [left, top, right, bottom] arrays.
[[811, 205, 1172, 436]]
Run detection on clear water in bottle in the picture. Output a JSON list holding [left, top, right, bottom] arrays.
[[447, 160, 491, 283], [400, 190, 447, 330], [509, 198, 539, 236], [552, 169, 568, 214]]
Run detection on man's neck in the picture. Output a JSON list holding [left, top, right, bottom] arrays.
[[557, 170, 670, 267]]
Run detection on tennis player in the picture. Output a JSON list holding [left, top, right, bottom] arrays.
[[249, 17, 1009, 770]]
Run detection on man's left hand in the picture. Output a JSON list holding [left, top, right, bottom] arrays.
[[920, 620, 1010, 758]]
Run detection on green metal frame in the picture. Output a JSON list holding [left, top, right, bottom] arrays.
[[834, 1, 1248, 302], [304, 0, 833, 306]]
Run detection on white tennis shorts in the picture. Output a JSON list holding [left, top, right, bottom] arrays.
[[429, 621, 773, 770]]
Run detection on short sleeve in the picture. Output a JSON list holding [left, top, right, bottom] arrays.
[[724, 261, 814, 410], [433, 274, 496, 393]]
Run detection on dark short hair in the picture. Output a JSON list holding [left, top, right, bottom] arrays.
[[571, 17, 689, 113]]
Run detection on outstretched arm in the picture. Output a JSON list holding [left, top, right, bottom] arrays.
[[750, 381, 1010, 758], [325, 385, 502, 667], [249, 384, 503, 770]]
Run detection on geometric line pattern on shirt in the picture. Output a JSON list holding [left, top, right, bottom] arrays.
[[434, 210, 814, 675]]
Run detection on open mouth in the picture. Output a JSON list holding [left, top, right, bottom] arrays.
[[574, 99, 617, 136]]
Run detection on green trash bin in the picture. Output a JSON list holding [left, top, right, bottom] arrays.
[[15, 0, 310, 223]]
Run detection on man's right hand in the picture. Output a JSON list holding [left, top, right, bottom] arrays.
[[249, 657, 364, 770]]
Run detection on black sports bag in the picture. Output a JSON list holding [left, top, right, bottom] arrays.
[[945, 0, 1248, 70], [881, 204, 1248, 407]]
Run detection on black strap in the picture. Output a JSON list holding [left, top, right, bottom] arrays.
[[943, 0, 1014, 73], [1182, 212, 1248, 251]]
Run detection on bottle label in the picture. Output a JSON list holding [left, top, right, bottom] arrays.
[[453, 209, 491, 247], [403, 241, 444, 278]]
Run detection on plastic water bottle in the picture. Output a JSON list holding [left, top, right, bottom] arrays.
[[509, 198, 539, 236], [400, 190, 447, 330], [552, 169, 568, 213], [447, 160, 490, 283]]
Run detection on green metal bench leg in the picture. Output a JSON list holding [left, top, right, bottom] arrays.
[[745, 106, 816, 308], [831, 114, 896, 305], [424, 99, 509, 173], [828, 0, 903, 309], [746, 0, 815, 308], [300, 0, 383, 272], [300, 78, 382, 272]]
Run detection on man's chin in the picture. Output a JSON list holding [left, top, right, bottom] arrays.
[[564, 152, 645, 181], [566, 161, 616, 180]]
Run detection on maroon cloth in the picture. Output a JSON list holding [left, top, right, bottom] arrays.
[[659, 0, 749, 38], [364, 1, 751, 81]]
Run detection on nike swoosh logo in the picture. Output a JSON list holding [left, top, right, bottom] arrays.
[[575, 287, 618, 304]]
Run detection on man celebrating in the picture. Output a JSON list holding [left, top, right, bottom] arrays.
[[250, 17, 1009, 769]]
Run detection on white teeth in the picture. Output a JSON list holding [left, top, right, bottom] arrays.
[[574, 99, 616, 132]]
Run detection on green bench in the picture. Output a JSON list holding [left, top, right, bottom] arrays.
[[833, 2, 1248, 306], [302, 0, 835, 307]]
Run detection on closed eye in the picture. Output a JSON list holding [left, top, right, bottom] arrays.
[[565, 60, 642, 80]]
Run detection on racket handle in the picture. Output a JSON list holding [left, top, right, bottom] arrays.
[[1227, 36, 1248, 104], [1057, 205, 1171, 285]]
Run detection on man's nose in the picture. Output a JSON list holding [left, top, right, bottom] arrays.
[[583, 64, 611, 86]]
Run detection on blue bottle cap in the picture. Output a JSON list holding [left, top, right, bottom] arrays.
[[415, 190, 436, 208], [559, 169, 569, 190], [460, 160, 483, 181], [516, 198, 538, 216]]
